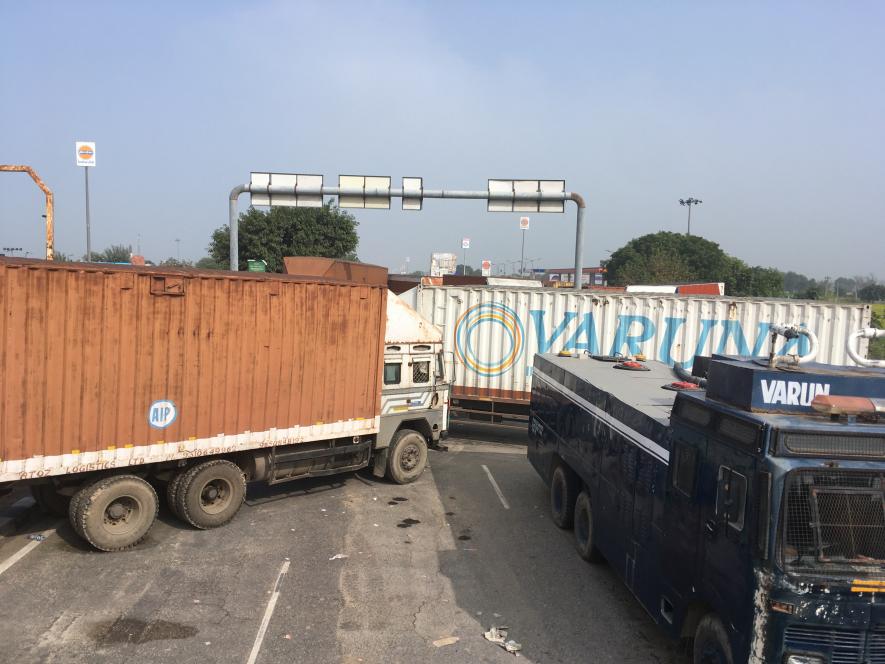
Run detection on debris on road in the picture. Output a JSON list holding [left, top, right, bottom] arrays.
[[26, 533, 46, 542], [329, 553, 349, 561], [432, 636, 459, 647], [484, 626, 522, 655]]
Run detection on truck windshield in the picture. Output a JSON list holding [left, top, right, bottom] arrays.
[[781, 470, 885, 574]]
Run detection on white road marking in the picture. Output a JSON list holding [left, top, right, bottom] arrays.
[[0, 529, 55, 577], [481, 465, 510, 510], [246, 559, 291, 664]]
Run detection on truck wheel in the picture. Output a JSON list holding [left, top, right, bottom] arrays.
[[31, 483, 71, 518], [386, 429, 428, 484], [693, 614, 733, 664], [175, 460, 246, 530], [550, 464, 578, 529], [74, 475, 158, 552], [68, 481, 96, 538], [574, 489, 603, 562], [166, 470, 188, 519]]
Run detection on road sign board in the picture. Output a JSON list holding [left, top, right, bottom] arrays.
[[481, 259, 491, 277], [76, 142, 95, 167], [402, 177, 423, 210], [250, 172, 323, 207], [462, 238, 470, 249], [519, 216, 530, 230], [339, 175, 391, 209], [487, 179, 565, 213]]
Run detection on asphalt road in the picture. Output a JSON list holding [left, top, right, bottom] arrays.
[[0, 425, 685, 664]]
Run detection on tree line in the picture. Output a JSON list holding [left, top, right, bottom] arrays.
[[605, 232, 884, 301]]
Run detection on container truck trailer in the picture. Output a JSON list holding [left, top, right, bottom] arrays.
[[0, 257, 448, 551], [413, 285, 872, 423], [528, 327, 885, 663]]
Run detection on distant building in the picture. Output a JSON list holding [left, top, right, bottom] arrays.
[[534, 266, 607, 287]]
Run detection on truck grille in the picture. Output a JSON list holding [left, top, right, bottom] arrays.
[[784, 624, 864, 663], [785, 624, 885, 663]]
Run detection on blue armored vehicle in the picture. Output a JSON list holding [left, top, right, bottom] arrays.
[[528, 327, 885, 664]]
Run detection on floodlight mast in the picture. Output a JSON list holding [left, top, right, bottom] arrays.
[[228, 182, 588, 291]]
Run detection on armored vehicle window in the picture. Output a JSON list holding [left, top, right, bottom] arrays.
[[672, 442, 698, 497], [413, 361, 430, 384], [718, 415, 759, 449], [675, 399, 712, 428], [716, 466, 747, 531], [779, 432, 885, 459], [384, 363, 401, 385]]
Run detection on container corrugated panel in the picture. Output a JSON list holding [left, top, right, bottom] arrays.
[[0, 259, 386, 482], [416, 286, 872, 403]]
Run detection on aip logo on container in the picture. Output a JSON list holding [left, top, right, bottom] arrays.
[[148, 400, 177, 429], [454, 302, 525, 377]]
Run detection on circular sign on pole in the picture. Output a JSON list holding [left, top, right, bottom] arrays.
[[75, 141, 96, 167], [519, 216, 530, 230]]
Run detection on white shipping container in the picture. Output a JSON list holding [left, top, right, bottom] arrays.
[[415, 286, 873, 403]]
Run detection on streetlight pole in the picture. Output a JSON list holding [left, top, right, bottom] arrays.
[[679, 197, 702, 236]]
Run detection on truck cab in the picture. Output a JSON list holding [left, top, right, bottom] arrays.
[[371, 291, 450, 482], [677, 358, 885, 664]]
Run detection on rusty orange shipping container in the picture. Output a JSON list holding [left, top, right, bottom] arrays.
[[0, 257, 386, 483]]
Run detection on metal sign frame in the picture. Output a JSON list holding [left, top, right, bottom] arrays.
[[229, 177, 587, 291]]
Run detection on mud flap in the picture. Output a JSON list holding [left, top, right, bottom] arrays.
[[372, 447, 389, 479]]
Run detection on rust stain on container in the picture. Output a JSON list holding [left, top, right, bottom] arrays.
[[0, 258, 387, 473]]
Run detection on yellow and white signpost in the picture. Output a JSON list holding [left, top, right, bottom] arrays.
[[75, 141, 95, 260]]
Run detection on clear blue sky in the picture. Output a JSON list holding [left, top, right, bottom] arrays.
[[2, 1, 883, 279]]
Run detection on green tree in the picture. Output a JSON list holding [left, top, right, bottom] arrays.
[[159, 257, 193, 268], [455, 264, 481, 276], [52, 251, 75, 262], [90, 244, 132, 263], [859, 284, 885, 302], [870, 307, 885, 360], [605, 232, 784, 296], [208, 204, 359, 272], [195, 256, 227, 270]]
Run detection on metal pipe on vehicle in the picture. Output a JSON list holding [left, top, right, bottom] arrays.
[[847, 328, 885, 368], [768, 324, 819, 367]]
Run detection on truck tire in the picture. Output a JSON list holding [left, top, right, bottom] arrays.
[[573, 489, 604, 562], [693, 614, 733, 664], [166, 469, 188, 520], [68, 481, 96, 538], [31, 483, 71, 518], [386, 429, 428, 484], [175, 460, 246, 530], [550, 463, 578, 529], [74, 475, 158, 552]]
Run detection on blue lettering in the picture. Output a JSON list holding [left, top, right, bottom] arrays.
[[750, 321, 771, 356], [692, 319, 718, 360], [564, 313, 600, 353], [716, 320, 751, 356], [529, 310, 577, 354], [659, 317, 689, 367], [610, 315, 655, 356]]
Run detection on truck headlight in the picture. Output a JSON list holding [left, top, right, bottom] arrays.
[[785, 654, 826, 664]]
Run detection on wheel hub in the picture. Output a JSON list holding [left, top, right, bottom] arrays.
[[200, 479, 232, 514], [400, 444, 420, 471]]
